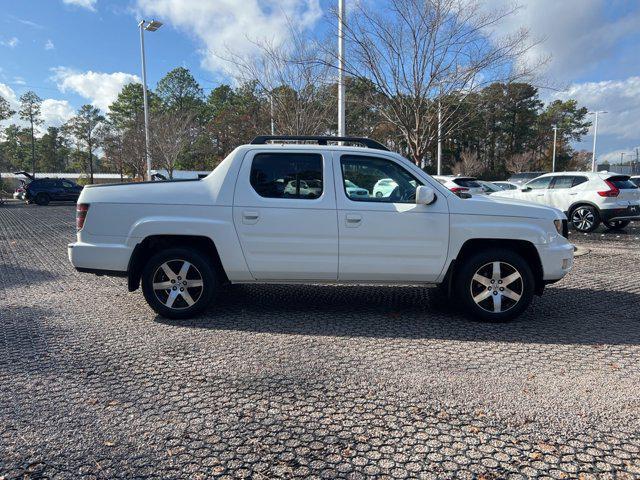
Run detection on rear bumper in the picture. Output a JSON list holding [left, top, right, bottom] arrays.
[[536, 240, 575, 281], [68, 241, 132, 273], [600, 205, 640, 222]]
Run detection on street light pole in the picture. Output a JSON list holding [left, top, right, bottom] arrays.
[[588, 110, 607, 172], [437, 101, 442, 175], [138, 19, 162, 181], [551, 125, 557, 173], [337, 0, 345, 137]]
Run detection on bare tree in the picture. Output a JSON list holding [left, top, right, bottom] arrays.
[[327, 0, 542, 165], [151, 110, 197, 179], [101, 124, 127, 181], [506, 151, 536, 173], [452, 150, 484, 176], [222, 23, 335, 136]]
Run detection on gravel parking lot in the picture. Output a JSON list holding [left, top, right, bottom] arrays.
[[1, 202, 639, 479]]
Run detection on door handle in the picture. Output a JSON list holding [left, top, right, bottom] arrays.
[[569, 192, 577, 195], [345, 214, 362, 227], [242, 211, 260, 225], [536, 193, 545, 196]]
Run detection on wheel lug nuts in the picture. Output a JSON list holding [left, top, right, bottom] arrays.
[[171, 279, 175, 284], [183, 281, 187, 285], [177, 276, 182, 280], [172, 286, 177, 290], [498, 280, 502, 284], [491, 280, 495, 284], [180, 287, 184, 292], [493, 291, 498, 295], [500, 287, 504, 291]]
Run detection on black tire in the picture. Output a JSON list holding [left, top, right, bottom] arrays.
[[569, 205, 600, 232], [603, 219, 630, 230], [35, 193, 50, 206], [455, 248, 535, 322], [141, 247, 218, 319]]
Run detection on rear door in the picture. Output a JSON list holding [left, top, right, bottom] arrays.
[[233, 149, 338, 281], [547, 175, 579, 211]]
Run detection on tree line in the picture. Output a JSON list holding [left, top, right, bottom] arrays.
[[0, 0, 594, 183]]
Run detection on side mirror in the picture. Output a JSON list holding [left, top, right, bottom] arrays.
[[416, 185, 436, 205], [521, 186, 532, 192]]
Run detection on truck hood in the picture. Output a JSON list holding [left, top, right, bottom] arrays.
[[450, 193, 565, 220], [78, 179, 216, 206]]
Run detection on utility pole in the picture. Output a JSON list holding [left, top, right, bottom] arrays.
[[588, 110, 607, 172], [337, 0, 346, 137], [138, 19, 162, 181], [437, 101, 442, 175], [270, 93, 275, 135], [551, 125, 558, 173]]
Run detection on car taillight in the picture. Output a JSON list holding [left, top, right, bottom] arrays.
[[449, 187, 469, 194], [76, 203, 90, 230], [597, 180, 620, 197]]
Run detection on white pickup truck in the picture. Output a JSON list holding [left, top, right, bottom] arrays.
[[69, 136, 574, 322]]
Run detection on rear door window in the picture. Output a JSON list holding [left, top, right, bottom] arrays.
[[550, 176, 575, 189], [250, 153, 323, 199]]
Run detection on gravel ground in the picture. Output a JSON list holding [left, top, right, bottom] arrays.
[[1, 202, 639, 479]]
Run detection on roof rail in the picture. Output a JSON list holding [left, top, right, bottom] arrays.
[[250, 135, 389, 151]]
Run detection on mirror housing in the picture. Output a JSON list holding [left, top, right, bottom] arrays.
[[521, 186, 532, 192], [416, 185, 436, 205]]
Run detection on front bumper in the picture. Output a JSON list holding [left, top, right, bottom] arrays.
[[68, 241, 132, 273], [536, 239, 575, 281], [601, 205, 640, 222]]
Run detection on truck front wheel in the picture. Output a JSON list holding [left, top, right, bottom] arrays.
[[141, 247, 218, 319], [455, 249, 534, 322]]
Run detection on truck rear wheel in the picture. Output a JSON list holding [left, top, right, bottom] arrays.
[[141, 247, 218, 319], [455, 249, 534, 322]]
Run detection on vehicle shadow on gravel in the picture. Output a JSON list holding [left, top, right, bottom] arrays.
[[155, 284, 640, 345], [0, 264, 59, 289]]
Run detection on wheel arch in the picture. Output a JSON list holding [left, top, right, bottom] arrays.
[[443, 238, 544, 296], [127, 235, 229, 292], [567, 200, 600, 216]]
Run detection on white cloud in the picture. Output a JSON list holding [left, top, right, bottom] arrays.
[[62, 0, 97, 11], [12, 77, 26, 86], [45, 39, 55, 51], [486, 0, 640, 82], [1, 37, 19, 48], [51, 67, 140, 112], [135, 0, 323, 75], [0, 83, 74, 135], [551, 77, 640, 140], [40, 99, 75, 128]]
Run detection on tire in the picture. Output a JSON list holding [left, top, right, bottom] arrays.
[[603, 219, 630, 230], [569, 205, 600, 233], [141, 247, 218, 319], [454, 248, 535, 322], [35, 193, 50, 206]]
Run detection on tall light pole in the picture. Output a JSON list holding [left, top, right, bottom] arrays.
[[588, 110, 607, 172], [437, 101, 442, 175], [551, 125, 558, 172], [337, 0, 346, 137], [138, 19, 162, 181]]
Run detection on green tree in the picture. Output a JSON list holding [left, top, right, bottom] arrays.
[[0, 95, 16, 195], [39, 127, 69, 172], [156, 67, 204, 113], [67, 105, 104, 183], [19, 91, 43, 176]]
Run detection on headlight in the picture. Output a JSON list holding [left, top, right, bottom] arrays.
[[553, 219, 563, 235]]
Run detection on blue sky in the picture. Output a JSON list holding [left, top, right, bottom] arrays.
[[1, 0, 639, 164]]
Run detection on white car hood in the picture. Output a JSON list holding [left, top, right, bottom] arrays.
[[450, 193, 565, 220]]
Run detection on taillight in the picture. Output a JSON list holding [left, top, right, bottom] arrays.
[[76, 203, 90, 230], [449, 186, 469, 194], [597, 180, 619, 197]]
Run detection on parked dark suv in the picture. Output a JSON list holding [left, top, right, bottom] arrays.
[[24, 178, 83, 205]]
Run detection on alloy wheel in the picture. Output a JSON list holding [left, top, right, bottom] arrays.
[[470, 261, 523, 313], [572, 207, 595, 231], [152, 259, 204, 310]]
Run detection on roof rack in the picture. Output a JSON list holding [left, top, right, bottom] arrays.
[[250, 135, 389, 151]]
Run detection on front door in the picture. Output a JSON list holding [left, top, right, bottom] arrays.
[[334, 153, 449, 282], [233, 150, 338, 281]]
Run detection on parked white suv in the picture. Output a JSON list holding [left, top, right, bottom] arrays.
[[433, 175, 485, 195], [69, 136, 574, 322], [492, 171, 640, 232]]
